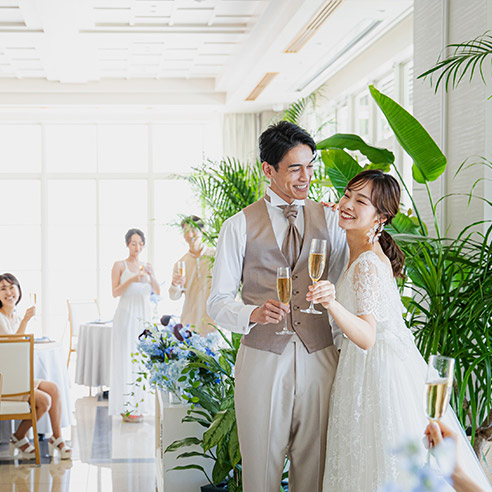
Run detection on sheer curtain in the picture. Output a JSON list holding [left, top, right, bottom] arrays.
[[222, 113, 260, 164]]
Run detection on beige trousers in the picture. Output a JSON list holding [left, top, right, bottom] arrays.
[[235, 336, 339, 492]]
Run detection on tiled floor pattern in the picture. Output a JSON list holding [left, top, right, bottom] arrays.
[[0, 375, 156, 492], [0, 363, 491, 491]]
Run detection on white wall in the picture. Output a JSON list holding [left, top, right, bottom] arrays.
[[413, 0, 492, 237]]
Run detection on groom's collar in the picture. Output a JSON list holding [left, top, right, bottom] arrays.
[[266, 188, 305, 208]]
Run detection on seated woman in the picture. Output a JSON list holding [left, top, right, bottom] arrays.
[[0, 273, 71, 460]]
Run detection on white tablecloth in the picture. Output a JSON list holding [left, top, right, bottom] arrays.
[[0, 341, 72, 441], [34, 342, 72, 434], [75, 323, 112, 387]]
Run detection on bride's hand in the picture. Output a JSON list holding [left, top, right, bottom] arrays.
[[306, 280, 336, 308]]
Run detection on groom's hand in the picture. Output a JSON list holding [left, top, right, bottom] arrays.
[[250, 300, 289, 325]]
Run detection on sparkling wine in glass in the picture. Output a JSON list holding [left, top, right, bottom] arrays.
[[424, 355, 455, 421], [29, 292, 37, 306], [177, 261, 186, 292], [301, 239, 327, 315], [275, 267, 294, 335]]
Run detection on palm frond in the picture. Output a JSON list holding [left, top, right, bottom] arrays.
[[418, 31, 492, 92], [186, 158, 266, 246]]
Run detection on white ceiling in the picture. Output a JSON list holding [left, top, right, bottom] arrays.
[[0, 0, 412, 111]]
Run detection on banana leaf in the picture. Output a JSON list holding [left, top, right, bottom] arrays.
[[369, 85, 446, 184], [317, 133, 395, 164]]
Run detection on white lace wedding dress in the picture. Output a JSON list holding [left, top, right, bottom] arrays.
[[322, 251, 492, 492]]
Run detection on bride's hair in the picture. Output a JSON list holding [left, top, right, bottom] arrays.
[[345, 170, 405, 278]]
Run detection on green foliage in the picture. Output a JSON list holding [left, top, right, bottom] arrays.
[[418, 31, 492, 93], [369, 85, 447, 185], [187, 157, 266, 247], [317, 133, 395, 165], [165, 328, 244, 489], [279, 92, 318, 124]]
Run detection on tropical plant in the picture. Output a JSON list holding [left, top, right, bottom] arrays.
[[187, 157, 266, 247], [319, 85, 492, 458], [165, 329, 243, 491], [418, 31, 492, 95]]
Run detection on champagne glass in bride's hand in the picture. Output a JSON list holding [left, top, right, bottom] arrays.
[[276, 267, 294, 336], [29, 292, 37, 318], [424, 355, 455, 421], [301, 238, 327, 315], [424, 355, 455, 458]]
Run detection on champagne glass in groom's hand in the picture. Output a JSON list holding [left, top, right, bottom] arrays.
[[275, 267, 294, 335]]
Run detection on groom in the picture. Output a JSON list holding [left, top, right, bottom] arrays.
[[207, 121, 347, 491]]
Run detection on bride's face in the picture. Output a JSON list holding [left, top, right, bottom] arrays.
[[338, 181, 379, 234]]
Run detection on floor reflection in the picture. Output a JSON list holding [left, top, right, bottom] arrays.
[[0, 380, 155, 492]]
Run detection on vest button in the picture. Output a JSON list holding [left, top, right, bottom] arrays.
[[293, 306, 299, 311], [293, 275, 299, 280], [294, 321, 301, 326], [293, 290, 299, 295]]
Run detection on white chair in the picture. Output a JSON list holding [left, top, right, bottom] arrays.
[[66, 298, 100, 367], [0, 334, 40, 464]]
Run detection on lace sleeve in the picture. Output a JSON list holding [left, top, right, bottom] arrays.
[[352, 255, 386, 321]]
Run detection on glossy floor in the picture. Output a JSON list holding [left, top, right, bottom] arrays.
[[0, 382, 156, 492]]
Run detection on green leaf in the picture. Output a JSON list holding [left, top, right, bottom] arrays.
[[369, 85, 447, 183], [169, 464, 213, 483], [176, 451, 214, 460], [212, 456, 232, 484], [320, 149, 363, 194], [386, 212, 422, 236], [228, 423, 241, 467], [165, 437, 202, 453], [203, 409, 235, 451], [317, 133, 394, 164], [219, 355, 232, 376]]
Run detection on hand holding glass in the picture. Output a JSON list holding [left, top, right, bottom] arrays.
[[301, 238, 327, 315], [275, 267, 294, 335]]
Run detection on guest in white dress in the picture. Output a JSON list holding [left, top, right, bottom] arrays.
[[0, 273, 71, 460], [307, 171, 491, 491], [109, 228, 160, 422]]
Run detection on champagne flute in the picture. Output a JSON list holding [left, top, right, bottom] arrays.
[[424, 355, 455, 461], [177, 261, 186, 292], [275, 267, 294, 335], [29, 292, 37, 322], [424, 355, 455, 421], [29, 292, 37, 306], [301, 238, 327, 315]]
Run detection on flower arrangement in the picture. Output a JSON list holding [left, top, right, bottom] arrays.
[[133, 316, 222, 401], [381, 438, 456, 492]]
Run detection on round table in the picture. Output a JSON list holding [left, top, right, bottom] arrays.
[[75, 322, 113, 388], [34, 342, 72, 434], [0, 341, 72, 442]]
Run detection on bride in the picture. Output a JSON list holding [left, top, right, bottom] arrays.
[[308, 170, 491, 491]]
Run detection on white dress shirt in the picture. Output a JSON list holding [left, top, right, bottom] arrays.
[[207, 188, 348, 345]]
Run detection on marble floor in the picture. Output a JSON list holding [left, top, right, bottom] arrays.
[[1, 367, 491, 492], [0, 370, 156, 492]]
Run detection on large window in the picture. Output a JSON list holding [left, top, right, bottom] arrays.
[[0, 119, 221, 340]]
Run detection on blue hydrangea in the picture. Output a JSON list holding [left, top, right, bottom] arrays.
[[133, 318, 223, 395]]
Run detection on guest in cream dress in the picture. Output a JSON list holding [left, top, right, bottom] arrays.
[[169, 216, 215, 335], [109, 228, 160, 422], [0, 273, 71, 460]]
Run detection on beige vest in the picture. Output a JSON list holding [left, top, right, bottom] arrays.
[[241, 197, 333, 355]]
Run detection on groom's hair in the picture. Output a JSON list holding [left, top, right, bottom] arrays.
[[259, 121, 316, 171]]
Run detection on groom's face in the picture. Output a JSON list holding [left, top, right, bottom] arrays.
[[263, 144, 315, 204]]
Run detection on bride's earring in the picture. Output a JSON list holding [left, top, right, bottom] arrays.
[[367, 222, 384, 244]]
